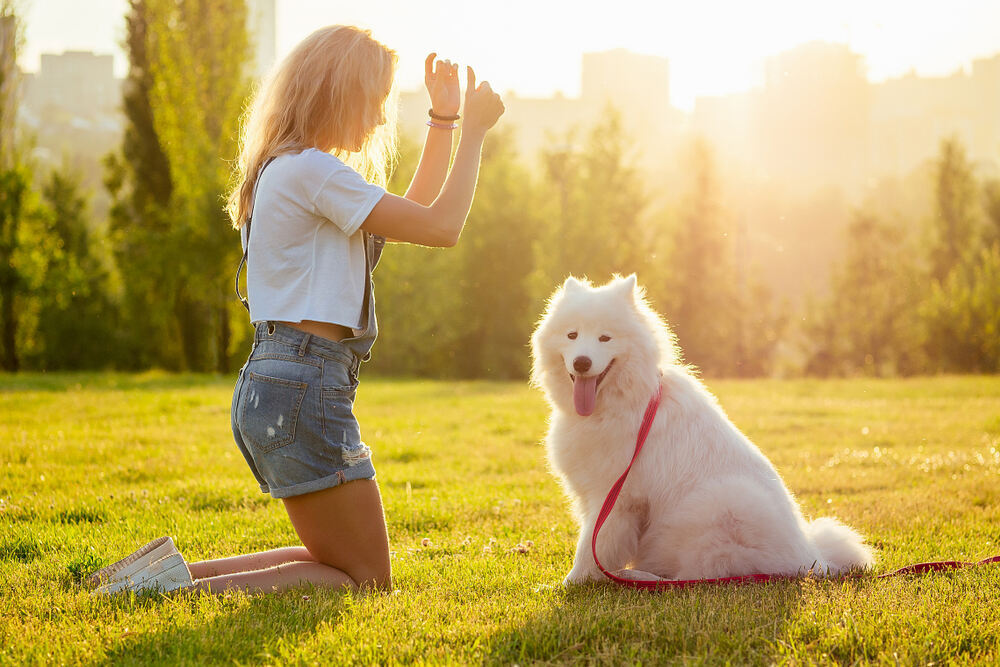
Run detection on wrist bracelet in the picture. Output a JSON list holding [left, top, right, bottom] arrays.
[[427, 120, 458, 130], [428, 108, 460, 121]]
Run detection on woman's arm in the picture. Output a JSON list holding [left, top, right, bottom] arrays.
[[403, 55, 458, 206], [363, 67, 504, 247]]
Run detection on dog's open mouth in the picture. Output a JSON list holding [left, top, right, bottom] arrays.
[[569, 359, 615, 416]]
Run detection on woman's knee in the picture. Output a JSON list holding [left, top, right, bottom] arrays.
[[349, 564, 392, 591], [306, 547, 391, 590]]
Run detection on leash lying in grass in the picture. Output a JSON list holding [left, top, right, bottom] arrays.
[[592, 385, 1000, 590]]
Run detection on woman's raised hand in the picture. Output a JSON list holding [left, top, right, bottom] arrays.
[[462, 66, 505, 136], [425, 53, 460, 117]]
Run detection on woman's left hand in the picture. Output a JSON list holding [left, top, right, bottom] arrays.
[[425, 53, 460, 117]]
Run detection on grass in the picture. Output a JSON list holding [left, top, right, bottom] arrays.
[[1, 372, 999, 665]]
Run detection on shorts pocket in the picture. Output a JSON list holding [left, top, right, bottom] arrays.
[[240, 372, 308, 453], [321, 385, 362, 447]]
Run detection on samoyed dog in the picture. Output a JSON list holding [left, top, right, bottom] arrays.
[[530, 275, 875, 585]]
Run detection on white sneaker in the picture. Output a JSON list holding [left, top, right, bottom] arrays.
[[88, 536, 192, 594]]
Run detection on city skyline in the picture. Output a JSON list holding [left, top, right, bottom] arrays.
[[23, 0, 1000, 111]]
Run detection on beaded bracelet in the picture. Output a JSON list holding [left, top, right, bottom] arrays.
[[427, 120, 458, 130], [428, 108, 461, 122]]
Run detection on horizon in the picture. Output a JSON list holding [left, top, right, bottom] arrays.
[[22, 0, 1000, 112]]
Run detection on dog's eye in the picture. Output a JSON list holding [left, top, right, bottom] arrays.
[[599, 335, 611, 342], [567, 331, 577, 340]]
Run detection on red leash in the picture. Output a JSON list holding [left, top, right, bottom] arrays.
[[591, 384, 1000, 590]]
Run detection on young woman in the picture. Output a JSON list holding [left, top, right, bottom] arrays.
[[90, 25, 503, 595]]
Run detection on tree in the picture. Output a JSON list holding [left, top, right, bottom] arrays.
[[0, 3, 24, 370], [26, 166, 117, 369], [0, 164, 26, 370], [650, 139, 739, 374], [802, 211, 925, 376], [145, 0, 251, 372], [929, 137, 980, 282], [530, 110, 648, 306], [372, 129, 540, 378], [107, 0, 251, 371], [104, 0, 178, 369], [449, 128, 540, 378], [983, 178, 1000, 248], [923, 244, 1000, 373]]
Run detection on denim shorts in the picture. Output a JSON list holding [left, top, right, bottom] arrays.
[[231, 322, 376, 498]]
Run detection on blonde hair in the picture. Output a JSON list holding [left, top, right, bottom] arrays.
[[227, 25, 398, 228]]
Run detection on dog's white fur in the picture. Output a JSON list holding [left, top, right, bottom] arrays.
[[530, 275, 875, 584]]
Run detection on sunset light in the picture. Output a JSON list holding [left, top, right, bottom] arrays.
[[6, 1, 1000, 662], [25, 0, 1000, 109]]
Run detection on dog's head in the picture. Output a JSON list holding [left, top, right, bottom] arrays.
[[530, 274, 679, 416]]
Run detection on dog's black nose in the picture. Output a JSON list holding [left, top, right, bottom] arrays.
[[573, 356, 592, 373]]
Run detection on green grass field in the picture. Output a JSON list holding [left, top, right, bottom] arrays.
[[2, 373, 999, 665]]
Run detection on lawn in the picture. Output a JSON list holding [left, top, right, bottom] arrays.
[[2, 373, 999, 664]]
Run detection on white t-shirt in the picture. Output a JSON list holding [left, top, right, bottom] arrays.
[[242, 148, 386, 329]]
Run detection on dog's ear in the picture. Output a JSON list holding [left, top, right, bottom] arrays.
[[613, 274, 638, 302], [562, 276, 587, 295]]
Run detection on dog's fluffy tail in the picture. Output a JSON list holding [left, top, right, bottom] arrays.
[[806, 517, 876, 575]]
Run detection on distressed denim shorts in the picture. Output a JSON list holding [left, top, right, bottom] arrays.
[[231, 322, 376, 498]]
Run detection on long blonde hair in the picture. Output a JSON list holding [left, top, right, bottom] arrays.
[[227, 25, 398, 228]]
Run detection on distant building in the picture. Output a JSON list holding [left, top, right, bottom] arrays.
[[25, 50, 119, 118], [397, 49, 680, 167], [691, 43, 1000, 194], [20, 50, 122, 178], [246, 0, 277, 78]]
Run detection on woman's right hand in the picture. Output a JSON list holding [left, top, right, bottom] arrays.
[[462, 66, 505, 136]]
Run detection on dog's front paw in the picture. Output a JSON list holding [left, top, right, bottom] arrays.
[[562, 568, 602, 587]]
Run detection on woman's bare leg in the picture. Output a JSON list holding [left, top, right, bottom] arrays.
[[188, 546, 314, 579], [188, 479, 391, 593], [190, 560, 354, 593], [282, 479, 391, 590]]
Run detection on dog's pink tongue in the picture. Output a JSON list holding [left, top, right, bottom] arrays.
[[573, 375, 598, 416]]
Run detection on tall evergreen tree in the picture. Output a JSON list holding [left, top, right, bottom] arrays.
[[104, 0, 178, 368], [929, 137, 979, 282], [531, 110, 647, 305], [0, 3, 24, 370], [923, 244, 1000, 373], [372, 130, 539, 378], [802, 211, 924, 376], [655, 139, 739, 374], [107, 0, 250, 371], [28, 166, 117, 369], [145, 0, 250, 372]]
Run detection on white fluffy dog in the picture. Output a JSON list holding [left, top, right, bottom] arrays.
[[530, 275, 875, 585]]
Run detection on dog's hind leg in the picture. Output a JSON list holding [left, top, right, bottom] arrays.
[[564, 504, 643, 586], [642, 477, 819, 579]]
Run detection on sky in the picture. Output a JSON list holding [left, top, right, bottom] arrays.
[[22, 0, 1000, 111]]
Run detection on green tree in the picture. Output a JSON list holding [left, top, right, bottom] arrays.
[[372, 129, 539, 378], [530, 110, 648, 305], [651, 140, 737, 374], [26, 166, 117, 369], [0, 164, 27, 370], [929, 137, 980, 282], [0, 3, 24, 370], [449, 128, 540, 378], [145, 0, 251, 372], [983, 177, 1000, 247], [366, 135, 462, 376], [103, 0, 177, 369], [647, 139, 784, 376], [923, 244, 1000, 373], [802, 211, 925, 376]]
